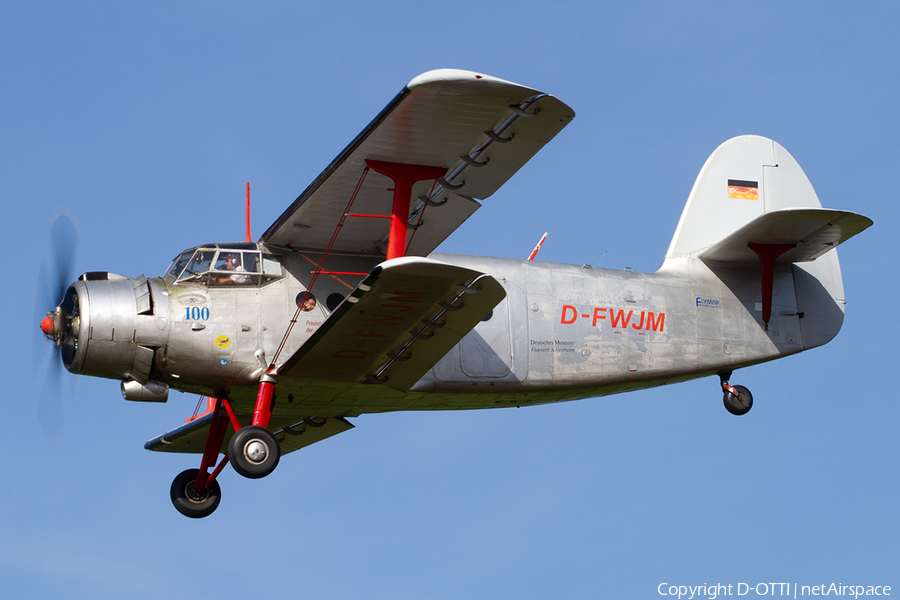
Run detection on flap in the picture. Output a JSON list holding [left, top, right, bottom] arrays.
[[278, 256, 506, 391], [699, 208, 873, 264], [144, 412, 354, 455], [259, 69, 574, 257]]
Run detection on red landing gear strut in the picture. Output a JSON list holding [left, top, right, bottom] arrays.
[[170, 371, 280, 518], [227, 369, 281, 479], [170, 396, 232, 519]]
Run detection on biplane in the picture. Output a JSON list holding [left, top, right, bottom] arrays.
[[37, 69, 872, 517]]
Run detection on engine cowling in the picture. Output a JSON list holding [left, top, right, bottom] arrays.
[[63, 273, 168, 385]]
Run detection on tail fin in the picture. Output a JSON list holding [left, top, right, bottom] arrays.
[[663, 135, 871, 349]]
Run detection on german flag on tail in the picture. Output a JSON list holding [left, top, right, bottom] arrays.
[[727, 179, 759, 200]]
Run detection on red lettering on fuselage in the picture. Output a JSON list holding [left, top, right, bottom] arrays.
[[608, 309, 632, 328], [645, 311, 665, 332], [559, 304, 665, 333], [631, 312, 645, 330]]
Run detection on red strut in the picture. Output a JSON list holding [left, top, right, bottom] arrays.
[[245, 182, 251, 242], [365, 160, 446, 260], [251, 370, 277, 428], [748, 242, 796, 325]]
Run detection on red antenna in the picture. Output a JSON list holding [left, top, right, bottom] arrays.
[[527, 232, 548, 260], [245, 182, 251, 242]]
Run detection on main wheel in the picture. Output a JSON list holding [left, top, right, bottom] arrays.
[[723, 384, 753, 415], [170, 468, 221, 519], [229, 425, 281, 479]]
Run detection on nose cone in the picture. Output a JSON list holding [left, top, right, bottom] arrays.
[[40, 315, 55, 336]]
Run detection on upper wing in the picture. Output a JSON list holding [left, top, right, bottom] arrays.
[[260, 69, 574, 256]]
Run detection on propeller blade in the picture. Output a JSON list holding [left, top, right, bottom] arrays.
[[49, 212, 79, 305], [37, 351, 64, 438], [33, 210, 80, 438], [32, 255, 53, 370]]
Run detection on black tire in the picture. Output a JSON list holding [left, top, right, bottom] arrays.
[[170, 468, 221, 519], [723, 384, 753, 415], [228, 425, 281, 479]]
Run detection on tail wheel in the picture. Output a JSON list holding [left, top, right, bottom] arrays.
[[170, 468, 221, 519], [723, 384, 753, 416], [228, 425, 281, 479]]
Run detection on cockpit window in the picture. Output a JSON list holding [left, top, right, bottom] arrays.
[[167, 251, 194, 280], [181, 250, 216, 284], [210, 251, 261, 286], [166, 243, 282, 287]]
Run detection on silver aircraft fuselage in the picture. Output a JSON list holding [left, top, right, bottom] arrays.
[[59, 241, 837, 419]]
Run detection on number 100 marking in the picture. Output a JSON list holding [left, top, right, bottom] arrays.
[[186, 306, 210, 320]]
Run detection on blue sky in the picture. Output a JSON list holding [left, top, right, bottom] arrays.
[[4, 2, 898, 598]]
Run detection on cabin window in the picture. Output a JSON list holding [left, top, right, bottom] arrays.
[[167, 243, 282, 286], [210, 250, 261, 286]]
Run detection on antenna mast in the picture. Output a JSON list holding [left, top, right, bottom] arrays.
[[245, 182, 251, 242]]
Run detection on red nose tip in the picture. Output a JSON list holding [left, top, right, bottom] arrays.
[[40, 316, 55, 336]]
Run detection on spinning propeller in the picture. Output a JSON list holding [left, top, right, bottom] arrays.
[[33, 212, 79, 437]]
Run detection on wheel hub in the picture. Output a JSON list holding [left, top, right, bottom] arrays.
[[185, 482, 209, 503], [244, 440, 268, 463]]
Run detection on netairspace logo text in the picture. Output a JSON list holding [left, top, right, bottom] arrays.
[[657, 582, 891, 599]]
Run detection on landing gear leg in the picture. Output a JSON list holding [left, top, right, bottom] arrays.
[[169, 397, 231, 518], [228, 370, 281, 479], [719, 370, 753, 415]]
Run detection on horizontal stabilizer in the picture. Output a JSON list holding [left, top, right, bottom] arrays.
[[279, 256, 506, 391], [699, 208, 872, 264], [144, 412, 353, 455]]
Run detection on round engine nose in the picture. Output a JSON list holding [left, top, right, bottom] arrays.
[[40, 316, 55, 336], [59, 284, 85, 373]]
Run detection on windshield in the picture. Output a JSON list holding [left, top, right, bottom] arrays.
[[165, 243, 281, 286], [166, 251, 194, 280]]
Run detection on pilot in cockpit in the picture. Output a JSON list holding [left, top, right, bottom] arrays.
[[217, 253, 250, 285]]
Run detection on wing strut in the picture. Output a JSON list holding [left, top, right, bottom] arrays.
[[364, 160, 446, 260], [271, 167, 373, 367], [232, 161, 448, 482]]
